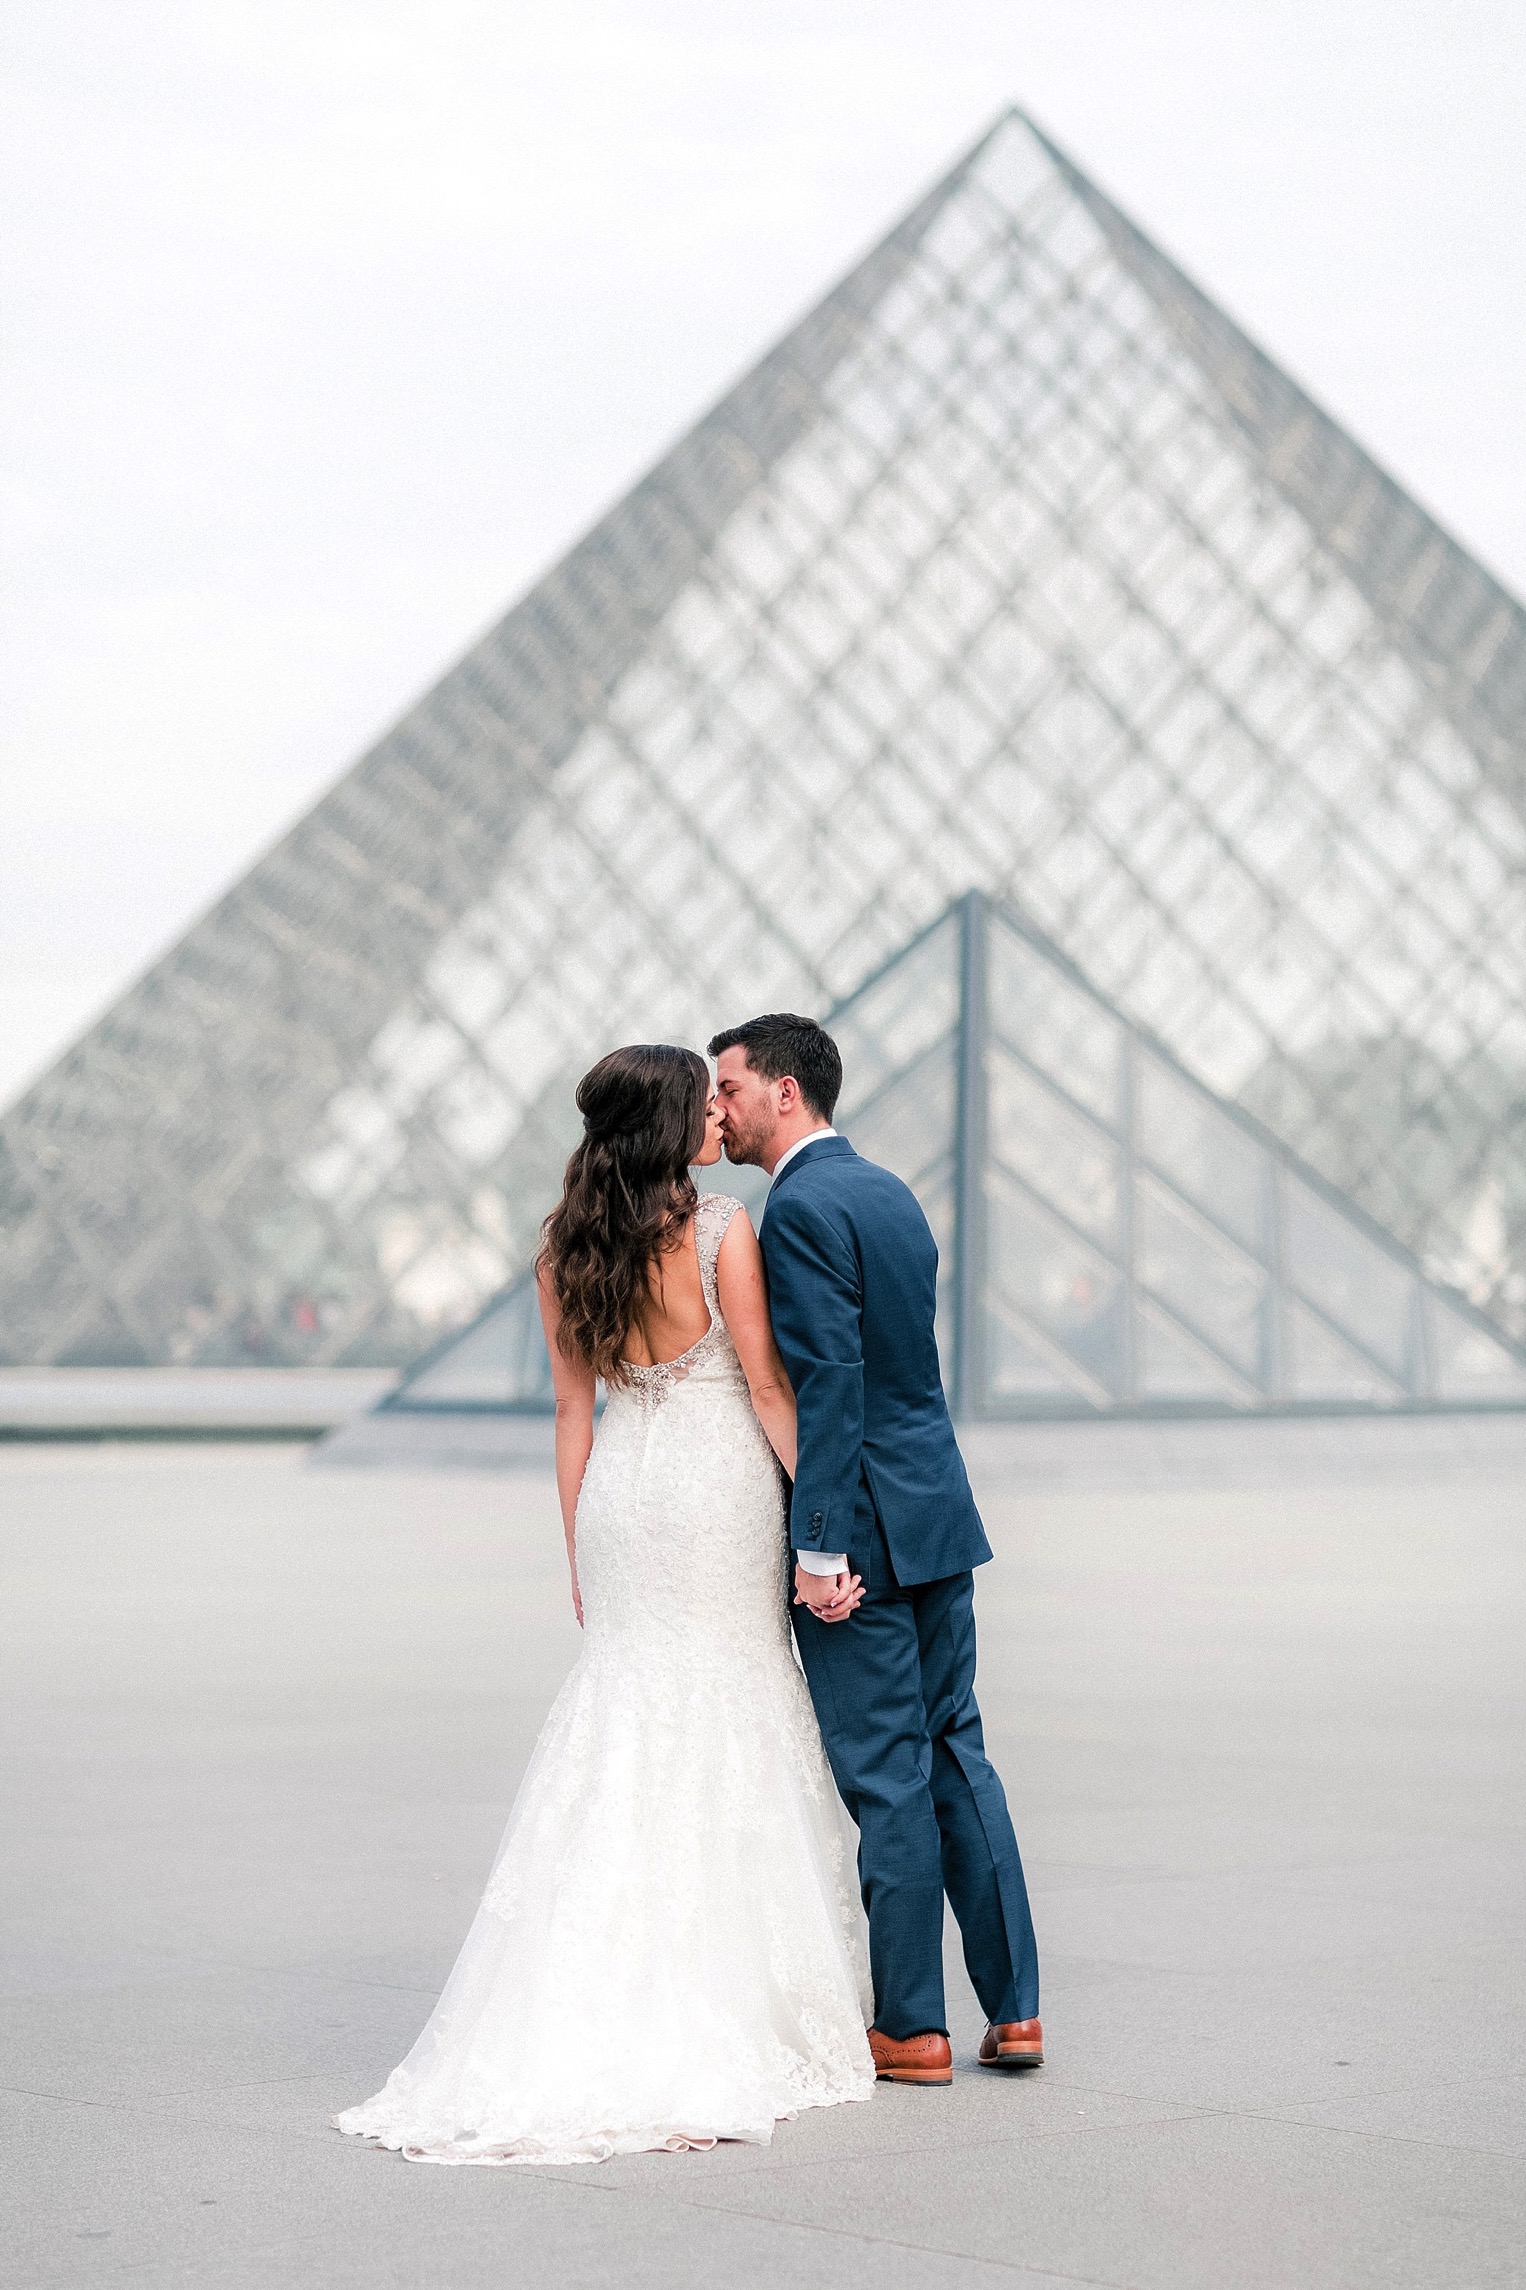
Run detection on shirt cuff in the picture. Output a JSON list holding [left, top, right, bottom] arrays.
[[796, 1549, 848, 1577]]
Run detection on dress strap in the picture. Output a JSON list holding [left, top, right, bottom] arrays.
[[694, 1194, 743, 1315]]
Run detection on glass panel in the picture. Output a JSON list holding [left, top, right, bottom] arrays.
[[833, 913, 961, 1122], [1281, 1176, 1416, 1384], [986, 913, 1122, 1126], [397, 1276, 553, 1409], [1426, 1296, 1526, 1403], [987, 1046, 1118, 1245], [844, 1038, 957, 1194], [1283, 1299, 1402, 1404], [1134, 1175, 1265, 1377], [1136, 1301, 1252, 1404], [1136, 1051, 1265, 1250], [984, 1296, 1103, 1410], [985, 1166, 1124, 1395]]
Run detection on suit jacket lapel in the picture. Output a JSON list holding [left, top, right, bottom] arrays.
[[764, 1135, 855, 1217]]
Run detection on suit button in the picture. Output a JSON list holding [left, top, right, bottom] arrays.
[[810, 1512, 822, 1527]]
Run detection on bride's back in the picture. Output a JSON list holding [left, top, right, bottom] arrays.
[[622, 1220, 710, 1368]]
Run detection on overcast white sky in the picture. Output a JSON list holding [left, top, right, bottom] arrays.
[[3, 0, 1524, 1106]]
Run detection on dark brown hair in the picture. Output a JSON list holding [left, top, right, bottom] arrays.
[[706, 1013, 843, 1121], [539, 1044, 710, 1383]]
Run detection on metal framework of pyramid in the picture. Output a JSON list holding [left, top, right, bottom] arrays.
[[370, 893, 1526, 1423], [5, 109, 1526, 1372]]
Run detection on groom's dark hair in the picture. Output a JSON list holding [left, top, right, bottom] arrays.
[[707, 1014, 843, 1122]]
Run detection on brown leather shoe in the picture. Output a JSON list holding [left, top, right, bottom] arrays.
[[868, 2028, 953, 2084], [979, 2018, 1044, 2068]]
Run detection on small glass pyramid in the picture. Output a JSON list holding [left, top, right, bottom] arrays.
[[382, 893, 1526, 1421]]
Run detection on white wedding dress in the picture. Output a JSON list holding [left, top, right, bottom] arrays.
[[334, 1194, 874, 2165]]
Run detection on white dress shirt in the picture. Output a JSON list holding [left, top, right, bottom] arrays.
[[768, 1130, 850, 1579], [769, 1125, 837, 1179]]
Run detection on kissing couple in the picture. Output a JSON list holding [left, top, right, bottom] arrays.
[[336, 1013, 1041, 2164]]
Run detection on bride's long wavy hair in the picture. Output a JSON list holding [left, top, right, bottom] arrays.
[[539, 1044, 710, 1384]]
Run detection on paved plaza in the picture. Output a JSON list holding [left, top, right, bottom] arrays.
[[3, 1420, 1524, 2287]]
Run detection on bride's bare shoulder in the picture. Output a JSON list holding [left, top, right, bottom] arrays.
[[713, 1202, 762, 1266]]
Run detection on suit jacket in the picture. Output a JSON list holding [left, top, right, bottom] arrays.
[[760, 1135, 991, 1587]]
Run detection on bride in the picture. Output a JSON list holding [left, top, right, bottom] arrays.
[[334, 1044, 875, 2164]]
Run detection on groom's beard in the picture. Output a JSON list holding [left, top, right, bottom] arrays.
[[721, 1116, 770, 1168]]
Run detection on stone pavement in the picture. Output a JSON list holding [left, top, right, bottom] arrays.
[[3, 1423, 1524, 2287]]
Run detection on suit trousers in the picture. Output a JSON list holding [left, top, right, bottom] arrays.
[[792, 1512, 1039, 2040]]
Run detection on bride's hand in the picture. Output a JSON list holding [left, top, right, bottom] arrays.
[[570, 1565, 584, 1628], [793, 1563, 863, 1622]]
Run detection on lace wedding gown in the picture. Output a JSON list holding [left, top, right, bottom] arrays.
[[334, 1194, 874, 2165]]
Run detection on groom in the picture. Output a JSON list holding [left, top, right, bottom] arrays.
[[711, 1012, 1041, 2084]]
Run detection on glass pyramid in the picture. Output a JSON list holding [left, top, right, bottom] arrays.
[[4, 109, 1526, 1371], [840, 895, 1526, 1413], [378, 1271, 554, 1415]]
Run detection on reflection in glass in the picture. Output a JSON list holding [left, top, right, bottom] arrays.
[[835, 917, 962, 1114], [1136, 1052, 1264, 1250], [1427, 1295, 1526, 1403], [987, 1049, 1119, 1245], [987, 924, 1122, 1125], [985, 1167, 1123, 1395], [846, 1039, 958, 1196], [1283, 1300, 1401, 1404], [985, 1298, 1102, 1408], [395, 1274, 552, 1410], [1136, 1301, 1251, 1404], [1134, 1177, 1265, 1376], [1282, 1178, 1415, 1382]]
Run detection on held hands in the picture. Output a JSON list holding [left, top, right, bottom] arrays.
[[793, 1561, 864, 1623]]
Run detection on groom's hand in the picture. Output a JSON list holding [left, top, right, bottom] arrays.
[[794, 1563, 863, 1623]]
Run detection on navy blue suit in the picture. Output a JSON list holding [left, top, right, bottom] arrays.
[[762, 1135, 1039, 2039]]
